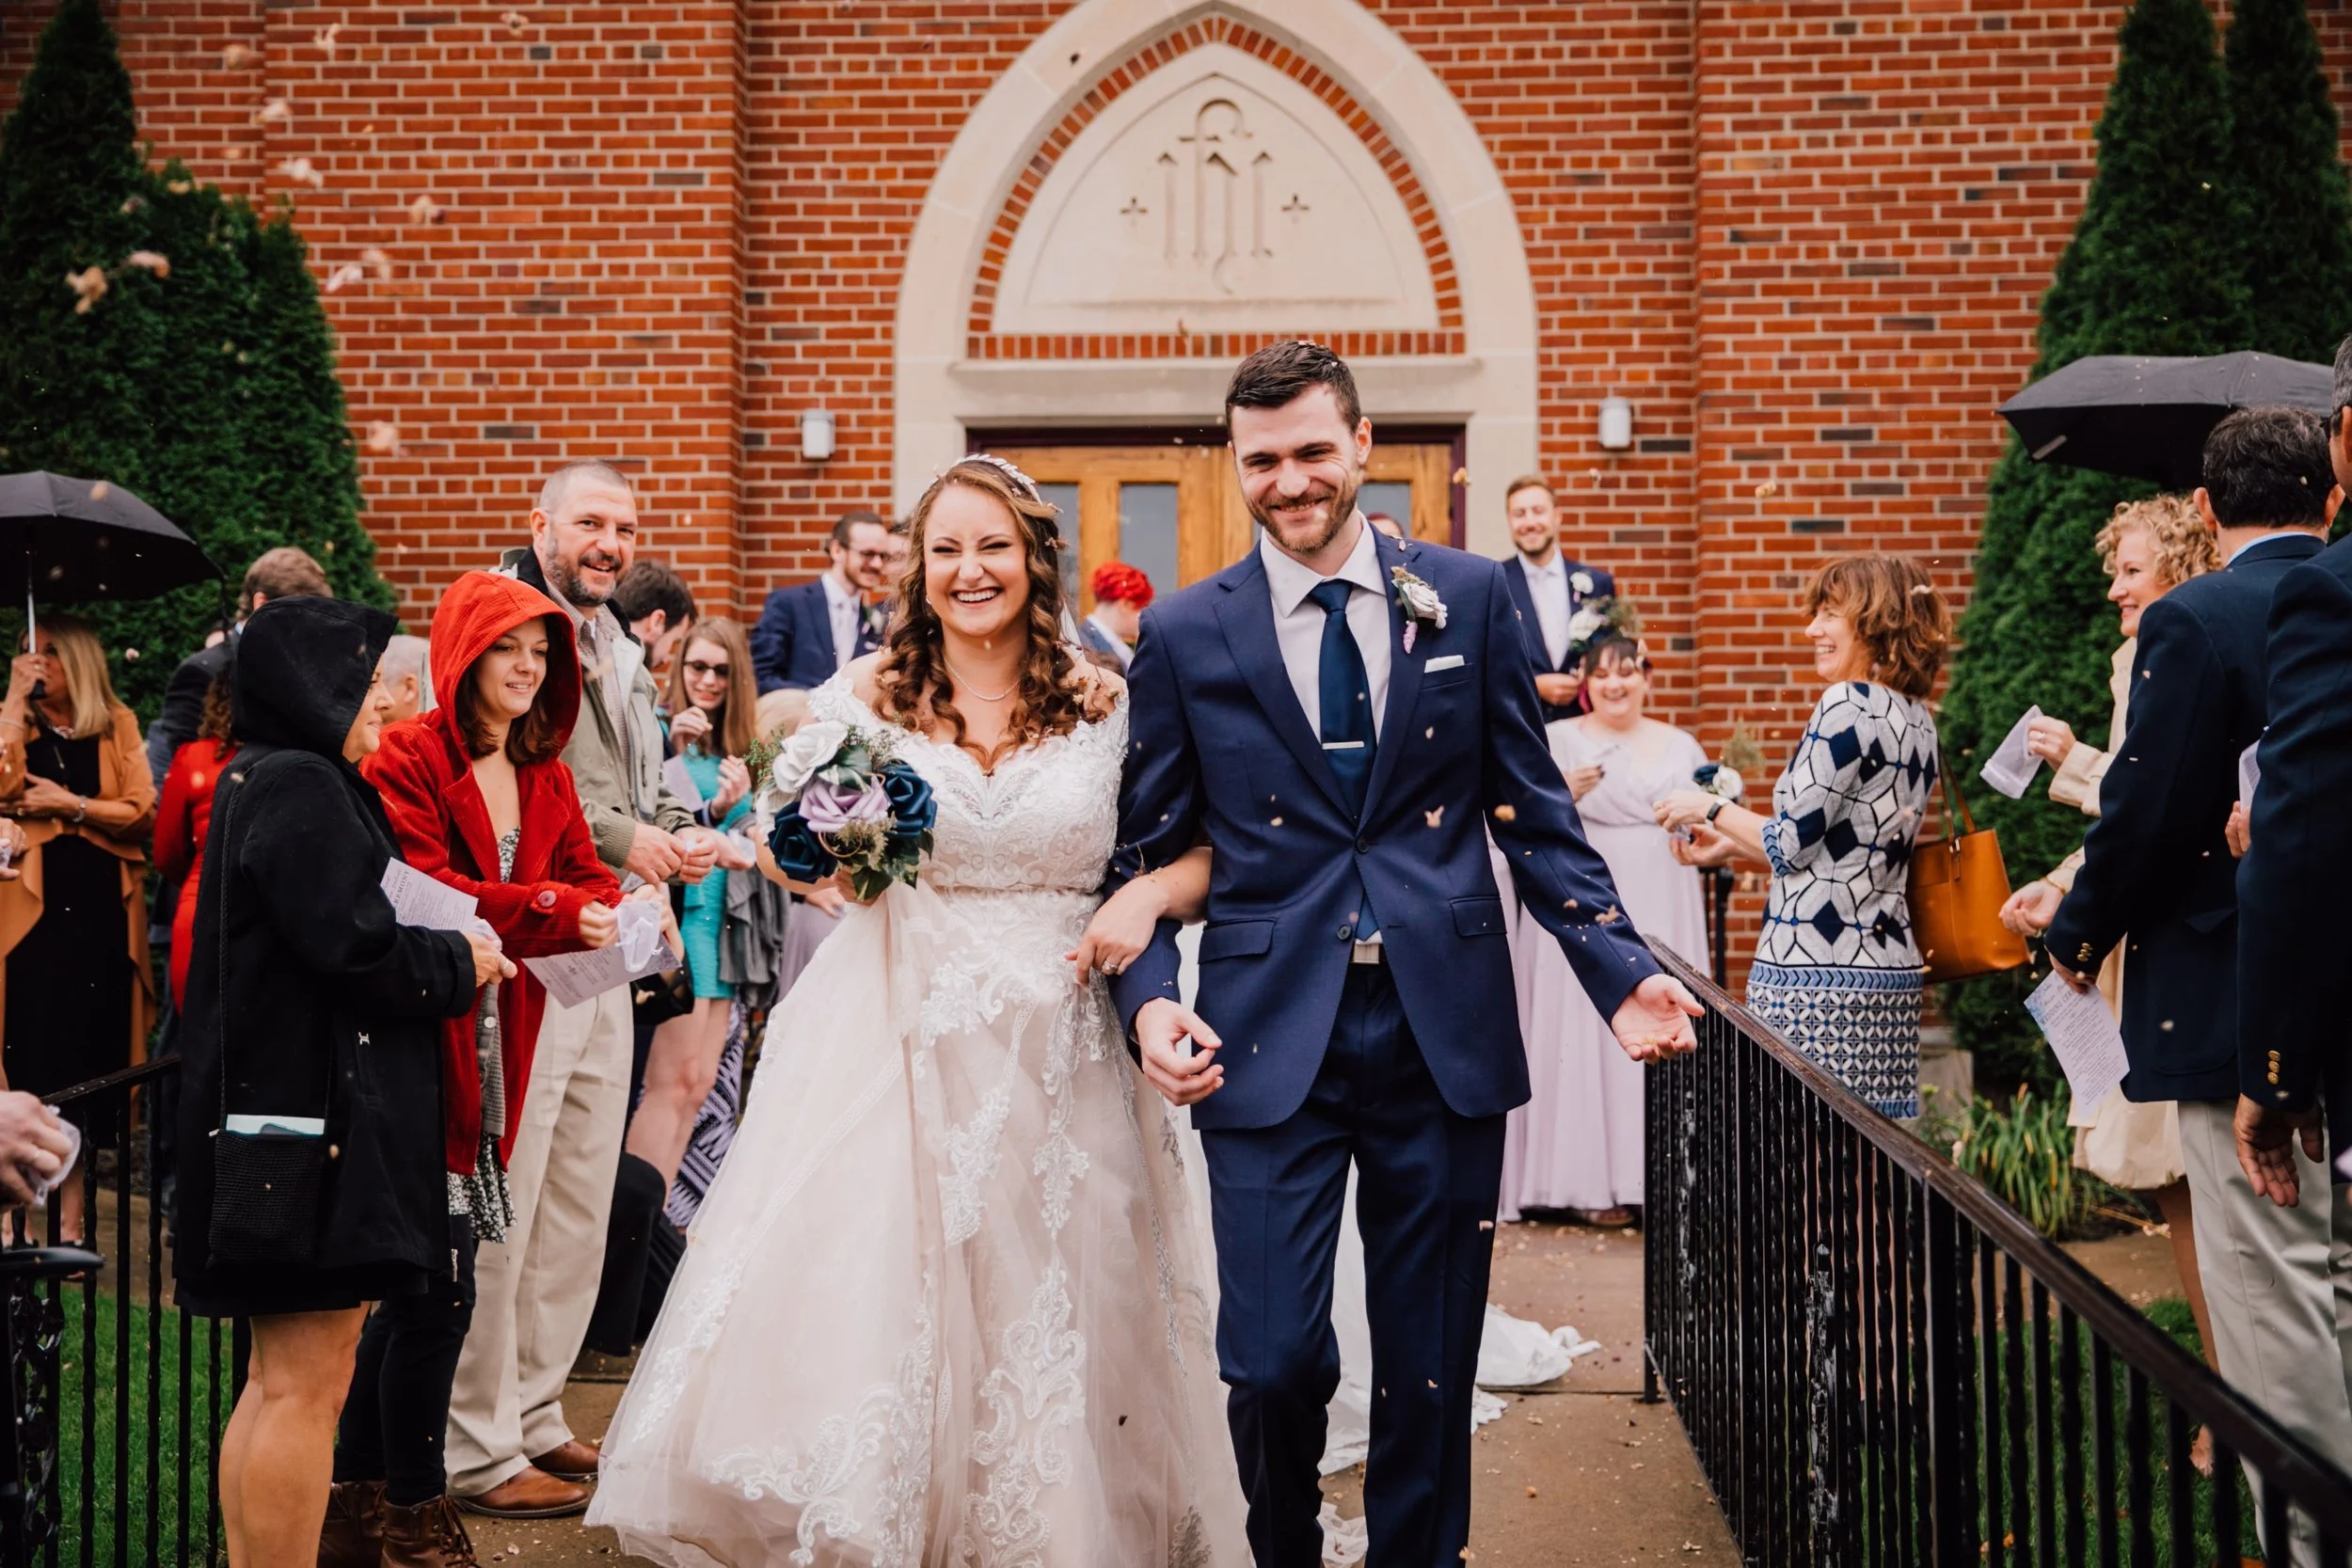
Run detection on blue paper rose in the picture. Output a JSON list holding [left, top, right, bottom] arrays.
[[880, 763, 937, 846], [768, 803, 840, 882]]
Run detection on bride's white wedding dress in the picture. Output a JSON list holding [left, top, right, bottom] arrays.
[[589, 678, 1249, 1568]]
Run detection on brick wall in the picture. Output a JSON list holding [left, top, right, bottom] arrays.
[[8, 1, 2349, 862]]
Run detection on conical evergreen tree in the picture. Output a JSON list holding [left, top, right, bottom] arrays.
[[1938, 0, 2249, 1095], [2225, 0, 2352, 366], [0, 0, 388, 721]]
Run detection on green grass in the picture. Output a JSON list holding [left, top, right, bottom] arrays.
[[53, 1290, 231, 1566], [1960, 1295, 2262, 1566]]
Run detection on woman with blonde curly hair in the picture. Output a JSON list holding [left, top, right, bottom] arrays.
[[1996, 493, 2222, 1461], [1657, 553, 1949, 1117]]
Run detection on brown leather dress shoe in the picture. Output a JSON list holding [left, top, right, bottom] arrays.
[[452, 1466, 590, 1520], [317, 1479, 385, 1568], [528, 1436, 602, 1482], [379, 1494, 481, 1568]]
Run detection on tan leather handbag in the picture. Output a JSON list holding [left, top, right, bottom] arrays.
[[1909, 760, 2030, 985]]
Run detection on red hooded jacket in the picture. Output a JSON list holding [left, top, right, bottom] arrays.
[[362, 571, 620, 1176]]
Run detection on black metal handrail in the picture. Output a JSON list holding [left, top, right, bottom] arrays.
[[1644, 942, 2352, 1566], [3, 1054, 242, 1568]]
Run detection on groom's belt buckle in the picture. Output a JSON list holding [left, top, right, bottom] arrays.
[[1350, 940, 1386, 966]]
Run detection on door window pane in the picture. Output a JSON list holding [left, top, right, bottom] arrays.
[[1118, 483, 1180, 602], [1035, 483, 1081, 610], [1357, 481, 1414, 539]]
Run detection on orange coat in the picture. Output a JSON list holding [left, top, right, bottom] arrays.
[[0, 705, 157, 1074]]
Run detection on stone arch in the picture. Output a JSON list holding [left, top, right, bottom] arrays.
[[893, 0, 1537, 556]]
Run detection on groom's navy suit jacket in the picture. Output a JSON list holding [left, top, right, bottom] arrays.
[[1108, 530, 1661, 1132]]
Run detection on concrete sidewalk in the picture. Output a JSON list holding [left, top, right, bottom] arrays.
[[466, 1215, 1736, 1566]]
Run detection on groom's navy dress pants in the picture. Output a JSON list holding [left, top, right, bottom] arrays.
[[1200, 961, 1505, 1568]]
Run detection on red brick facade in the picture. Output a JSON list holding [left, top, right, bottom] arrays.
[[6, 0, 2346, 784]]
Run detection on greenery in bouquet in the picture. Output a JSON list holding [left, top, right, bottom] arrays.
[[758, 719, 937, 901]]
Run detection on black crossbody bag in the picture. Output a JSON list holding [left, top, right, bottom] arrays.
[[204, 750, 330, 1268]]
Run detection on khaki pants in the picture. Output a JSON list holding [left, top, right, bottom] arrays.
[[445, 983, 632, 1496], [2176, 1098, 2352, 1567]]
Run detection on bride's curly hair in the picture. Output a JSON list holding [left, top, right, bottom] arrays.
[[875, 457, 1085, 762]]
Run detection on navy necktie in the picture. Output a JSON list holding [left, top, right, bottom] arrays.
[[1309, 578, 1378, 939], [1309, 578, 1376, 816]]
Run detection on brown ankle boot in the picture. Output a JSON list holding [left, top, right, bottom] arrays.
[[317, 1480, 385, 1568], [379, 1494, 481, 1568]]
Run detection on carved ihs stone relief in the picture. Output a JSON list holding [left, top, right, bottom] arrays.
[[993, 48, 1438, 335]]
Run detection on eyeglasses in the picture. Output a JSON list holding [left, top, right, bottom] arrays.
[[683, 659, 730, 679], [849, 548, 894, 565]]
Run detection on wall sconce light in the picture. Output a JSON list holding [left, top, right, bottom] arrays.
[[799, 410, 837, 462], [1597, 396, 1633, 451]]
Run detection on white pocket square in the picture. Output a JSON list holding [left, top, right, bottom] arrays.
[[1424, 654, 1466, 672]]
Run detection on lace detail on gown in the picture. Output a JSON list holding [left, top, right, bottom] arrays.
[[588, 674, 1244, 1568]]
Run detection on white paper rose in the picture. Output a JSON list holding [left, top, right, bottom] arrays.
[[1571, 570, 1595, 595], [1391, 570, 1448, 628], [767, 718, 849, 802], [1566, 605, 1610, 646]]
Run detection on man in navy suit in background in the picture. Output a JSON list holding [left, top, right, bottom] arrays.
[[750, 508, 894, 693], [1108, 341, 1700, 1567], [2044, 405, 2352, 1552], [1497, 475, 1613, 722]]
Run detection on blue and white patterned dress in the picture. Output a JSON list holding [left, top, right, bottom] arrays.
[[1746, 681, 1938, 1117]]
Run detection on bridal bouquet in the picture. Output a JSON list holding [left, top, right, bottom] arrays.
[[751, 718, 938, 899]]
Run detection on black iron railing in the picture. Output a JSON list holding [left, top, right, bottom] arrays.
[[2, 1056, 241, 1568], [1644, 943, 2352, 1567]]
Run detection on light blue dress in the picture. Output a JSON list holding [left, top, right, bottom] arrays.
[[676, 748, 752, 1001]]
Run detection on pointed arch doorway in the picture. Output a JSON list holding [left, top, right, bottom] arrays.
[[895, 0, 1538, 560]]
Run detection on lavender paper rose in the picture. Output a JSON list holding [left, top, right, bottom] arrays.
[[800, 775, 892, 834]]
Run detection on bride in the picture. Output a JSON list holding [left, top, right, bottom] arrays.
[[588, 457, 1249, 1567]]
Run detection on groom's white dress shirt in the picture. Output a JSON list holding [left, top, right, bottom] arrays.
[[1260, 515, 1391, 741], [1519, 549, 1574, 668]]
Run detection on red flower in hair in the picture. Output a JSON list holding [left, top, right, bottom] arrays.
[[1089, 562, 1154, 607]]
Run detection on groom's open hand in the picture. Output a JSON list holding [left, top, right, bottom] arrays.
[[1610, 974, 1702, 1064], [1134, 999, 1225, 1107]]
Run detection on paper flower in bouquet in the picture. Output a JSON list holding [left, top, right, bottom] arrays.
[[1692, 761, 1744, 803], [754, 718, 935, 899]]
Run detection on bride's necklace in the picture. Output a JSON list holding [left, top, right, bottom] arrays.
[[943, 659, 1017, 703]]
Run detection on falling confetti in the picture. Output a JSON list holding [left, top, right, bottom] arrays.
[[1452, 467, 1470, 485], [315, 24, 342, 51], [278, 158, 326, 189], [119, 196, 145, 215], [64, 266, 107, 314], [167, 179, 193, 196], [255, 99, 291, 127], [502, 9, 531, 33], [407, 195, 444, 225], [1754, 480, 1778, 499], [365, 422, 400, 454], [361, 246, 393, 281], [220, 42, 259, 69], [88, 482, 110, 501], [1492, 803, 1517, 823], [1424, 806, 1444, 828], [124, 250, 170, 277], [325, 263, 364, 293]]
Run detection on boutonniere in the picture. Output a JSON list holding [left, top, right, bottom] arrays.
[[1391, 565, 1447, 654], [1570, 570, 1596, 596]]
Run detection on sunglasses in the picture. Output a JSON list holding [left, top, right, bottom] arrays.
[[683, 659, 730, 679]]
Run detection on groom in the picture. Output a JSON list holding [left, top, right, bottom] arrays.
[[1107, 341, 1700, 1566]]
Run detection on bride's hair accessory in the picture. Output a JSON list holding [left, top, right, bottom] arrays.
[[954, 452, 1044, 504]]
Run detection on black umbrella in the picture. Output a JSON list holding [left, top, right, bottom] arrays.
[[0, 471, 217, 605], [1997, 351, 2335, 491]]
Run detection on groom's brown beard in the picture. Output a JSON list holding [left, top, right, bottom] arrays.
[[1248, 468, 1362, 556]]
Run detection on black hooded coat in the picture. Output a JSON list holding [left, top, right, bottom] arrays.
[[172, 598, 479, 1312]]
